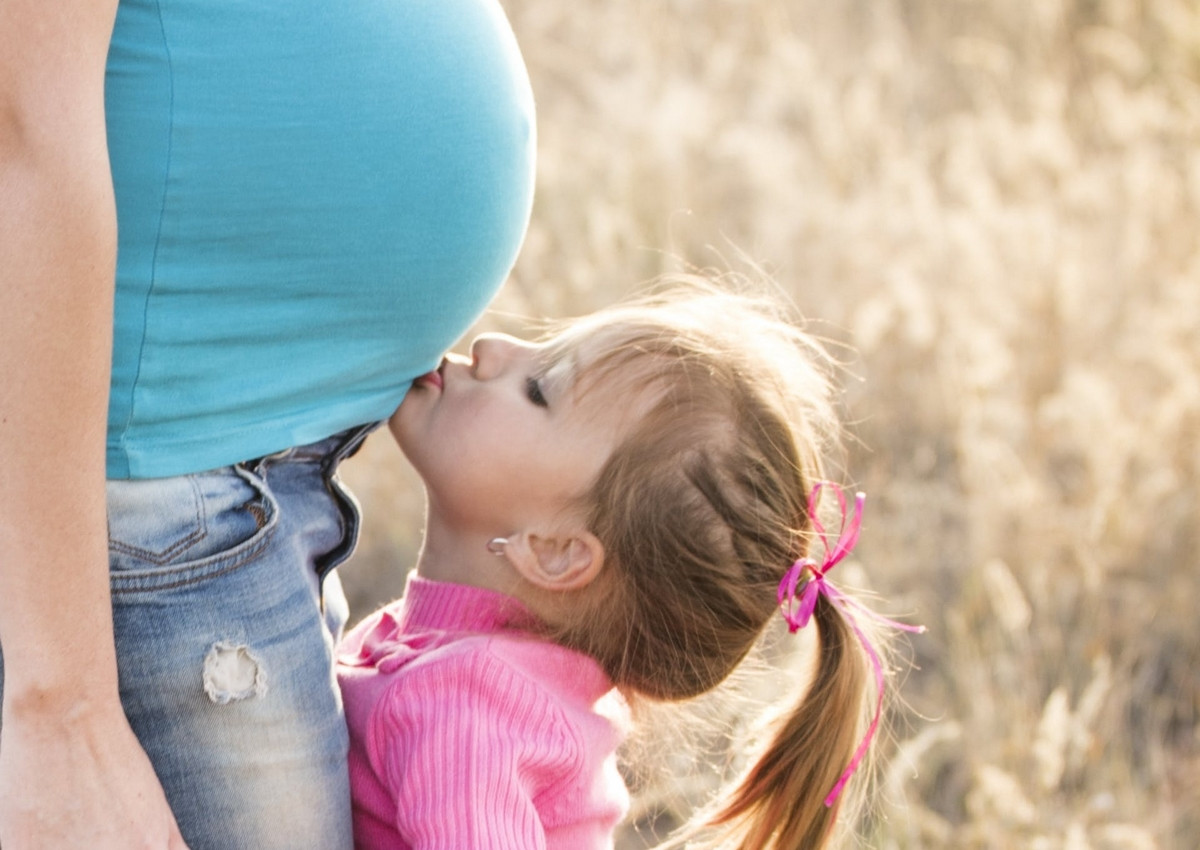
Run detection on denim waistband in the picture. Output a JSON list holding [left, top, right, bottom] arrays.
[[238, 422, 382, 476]]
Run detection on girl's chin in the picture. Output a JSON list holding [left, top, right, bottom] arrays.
[[386, 406, 408, 439]]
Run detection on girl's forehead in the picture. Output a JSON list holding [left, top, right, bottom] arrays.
[[543, 325, 652, 394], [543, 319, 650, 369], [538, 329, 663, 426]]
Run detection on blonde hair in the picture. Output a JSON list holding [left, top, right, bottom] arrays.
[[538, 278, 888, 849]]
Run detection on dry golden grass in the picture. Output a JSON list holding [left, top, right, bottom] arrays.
[[341, 0, 1200, 846]]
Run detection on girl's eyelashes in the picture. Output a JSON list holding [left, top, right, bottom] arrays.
[[525, 376, 549, 408]]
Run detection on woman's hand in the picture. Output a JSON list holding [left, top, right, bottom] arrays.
[[0, 701, 189, 850]]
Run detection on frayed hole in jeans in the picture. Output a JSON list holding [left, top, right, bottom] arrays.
[[203, 642, 268, 704]]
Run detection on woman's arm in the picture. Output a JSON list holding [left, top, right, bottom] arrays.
[[0, 2, 186, 846]]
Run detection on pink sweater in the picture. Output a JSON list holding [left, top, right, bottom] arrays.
[[337, 577, 630, 850]]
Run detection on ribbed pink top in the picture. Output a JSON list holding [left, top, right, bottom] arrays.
[[337, 576, 630, 849]]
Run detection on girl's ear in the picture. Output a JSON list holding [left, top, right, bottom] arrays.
[[504, 528, 604, 591]]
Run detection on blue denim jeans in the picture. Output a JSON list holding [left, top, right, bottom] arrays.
[[1, 425, 375, 849]]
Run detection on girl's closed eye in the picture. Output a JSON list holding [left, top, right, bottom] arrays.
[[525, 376, 549, 408]]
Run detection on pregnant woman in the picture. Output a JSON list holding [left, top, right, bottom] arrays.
[[0, 1, 535, 847]]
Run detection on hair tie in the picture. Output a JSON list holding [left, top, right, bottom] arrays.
[[777, 482, 925, 807]]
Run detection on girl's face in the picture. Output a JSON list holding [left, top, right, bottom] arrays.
[[389, 332, 632, 541]]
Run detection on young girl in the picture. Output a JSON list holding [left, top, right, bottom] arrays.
[[336, 280, 921, 850]]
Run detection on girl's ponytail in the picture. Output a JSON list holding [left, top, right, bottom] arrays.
[[656, 485, 920, 850], [705, 597, 871, 849], [702, 487, 921, 849]]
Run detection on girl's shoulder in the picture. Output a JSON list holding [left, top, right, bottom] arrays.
[[388, 631, 626, 731], [478, 633, 614, 702]]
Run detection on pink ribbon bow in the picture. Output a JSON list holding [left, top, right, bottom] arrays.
[[777, 483, 925, 807]]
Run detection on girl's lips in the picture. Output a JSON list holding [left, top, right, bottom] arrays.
[[414, 362, 444, 391]]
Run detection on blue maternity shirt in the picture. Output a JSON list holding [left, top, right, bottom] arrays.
[[104, 0, 535, 478]]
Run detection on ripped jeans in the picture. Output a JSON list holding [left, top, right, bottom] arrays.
[[2, 426, 374, 849]]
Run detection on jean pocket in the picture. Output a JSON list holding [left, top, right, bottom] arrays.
[[107, 466, 277, 591]]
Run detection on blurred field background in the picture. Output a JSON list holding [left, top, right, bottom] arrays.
[[339, 0, 1200, 846]]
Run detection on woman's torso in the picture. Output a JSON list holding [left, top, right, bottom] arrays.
[[105, 0, 535, 478]]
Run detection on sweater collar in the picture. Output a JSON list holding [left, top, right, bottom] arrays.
[[398, 575, 536, 634]]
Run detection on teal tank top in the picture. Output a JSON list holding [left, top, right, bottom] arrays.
[[104, 0, 535, 478]]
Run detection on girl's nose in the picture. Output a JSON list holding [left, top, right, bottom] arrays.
[[468, 333, 529, 380]]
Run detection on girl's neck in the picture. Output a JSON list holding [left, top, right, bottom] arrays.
[[414, 517, 526, 600]]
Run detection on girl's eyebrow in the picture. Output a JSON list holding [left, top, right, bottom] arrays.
[[537, 344, 582, 406]]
